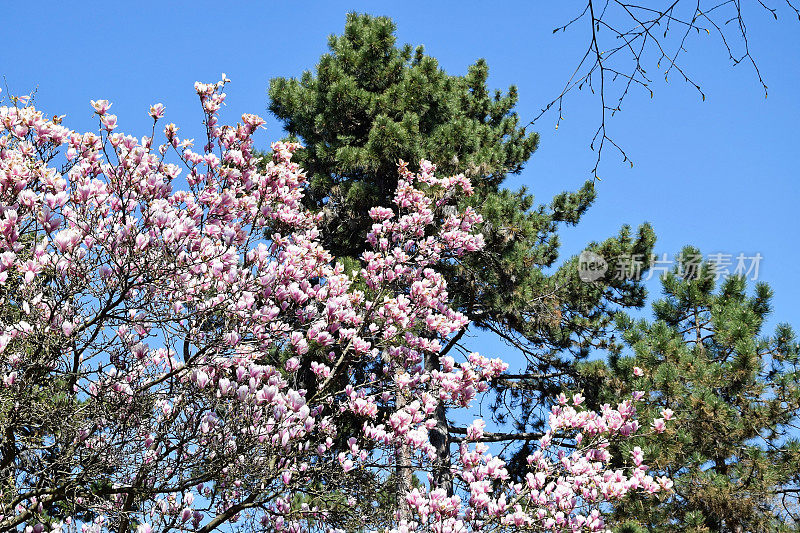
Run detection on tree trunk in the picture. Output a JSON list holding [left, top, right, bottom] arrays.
[[428, 399, 452, 495], [394, 392, 413, 521], [426, 352, 453, 496]]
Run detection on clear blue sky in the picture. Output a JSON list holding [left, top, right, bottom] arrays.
[[4, 1, 799, 362]]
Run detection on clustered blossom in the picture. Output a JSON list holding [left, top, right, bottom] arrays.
[[0, 78, 670, 533], [394, 395, 674, 532]]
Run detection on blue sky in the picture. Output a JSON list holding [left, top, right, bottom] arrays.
[[4, 0, 799, 363]]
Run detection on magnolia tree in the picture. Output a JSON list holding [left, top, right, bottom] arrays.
[[0, 78, 671, 533]]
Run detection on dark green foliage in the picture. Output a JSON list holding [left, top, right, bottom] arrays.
[[269, 12, 539, 258], [579, 247, 800, 531]]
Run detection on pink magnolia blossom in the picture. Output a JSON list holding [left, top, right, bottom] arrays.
[[148, 103, 165, 119], [0, 78, 671, 533]]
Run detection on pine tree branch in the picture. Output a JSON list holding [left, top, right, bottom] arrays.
[[449, 426, 543, 442]]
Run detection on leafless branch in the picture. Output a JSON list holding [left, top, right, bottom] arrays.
[[531, 0, 798, 178]]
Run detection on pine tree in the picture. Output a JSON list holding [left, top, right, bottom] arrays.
[[268, 12, 656, 494], [268, 12, 539, 259], [578, 247, 800, 531]]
